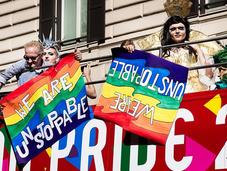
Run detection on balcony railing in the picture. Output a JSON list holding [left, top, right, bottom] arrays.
[[0, 35, 227, 88]]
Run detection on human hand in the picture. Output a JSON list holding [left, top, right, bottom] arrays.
[[83, 64, 96, 99], [123, 44, 135, 53], [83, 64, 91, 78], [74, 48, 82, 61], [189, 43, 200, 52], [121, 39, 135, 53]]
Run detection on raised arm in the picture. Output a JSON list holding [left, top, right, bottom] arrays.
[[74, 48, 82, 61], [191, 44, 213, 78], [121, 39, 135, 53], [0, 59, 26, 88], [83, 64, 97, 99]]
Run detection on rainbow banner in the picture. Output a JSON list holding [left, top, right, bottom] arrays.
[[95, 48, 188, 144], [1, 88, 226, 170], [0, 54, 92, 168]]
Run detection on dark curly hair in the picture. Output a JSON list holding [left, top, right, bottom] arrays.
[[160, 16, 195, 57]]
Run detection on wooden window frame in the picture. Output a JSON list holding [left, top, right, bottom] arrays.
[[39, 0, 105, 44]]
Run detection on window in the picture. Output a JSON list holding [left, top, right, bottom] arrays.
[[199, 0, 227, 14], [189, 0, 199, 17], [61, 0, 87, 41], [39, 0, 55, 40], [187, 0, 227, 17], [39, 0, 105, 44], [205, 0, 227, 9]]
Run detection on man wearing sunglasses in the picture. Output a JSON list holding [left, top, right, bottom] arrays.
[[0, 40, 44, 87], [0, 39, 96, 99]]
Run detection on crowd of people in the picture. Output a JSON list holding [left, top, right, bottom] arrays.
[[0, 15, 226, 100]]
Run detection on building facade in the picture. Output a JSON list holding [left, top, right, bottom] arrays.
[[0, 1, 227, 170], [0, 0, 227, 104]]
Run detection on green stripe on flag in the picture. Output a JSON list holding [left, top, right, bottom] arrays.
[[7, 76, 85, 139]]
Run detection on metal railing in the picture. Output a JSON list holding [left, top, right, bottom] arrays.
[[84, 35, 227, 85], [1, 35, 227, 87]]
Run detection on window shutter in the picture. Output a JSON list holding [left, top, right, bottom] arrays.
[[39, 0, 56, 41], [87, 0, 105, 43], [189, 0, 198, 17]]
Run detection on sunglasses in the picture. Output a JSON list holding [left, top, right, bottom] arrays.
[[24, 54, 41, 61], [169, 26, 185, 32], [43, 52, 55, 56]]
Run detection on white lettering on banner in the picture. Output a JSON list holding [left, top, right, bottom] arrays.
[[65, 96, 88, 117], [9, 146, 16, 171], [129, 141, 156, 171], [16, 141, 29, 158], [215, 104, 227, 169], [216, 104, 227, 125], [81, 119, 106, 171], [113, 125, 123, 171], [8, 148, 31, 171], [60, 73, 73, 91], [43, 89, 54, 105], [16, 111, 72, 157], [80, 96, 89, 117], [110, 92, 155, 124], [50, 130, 75, 171], [215, 142, 227, 169], [0, 132, 4, 171], [15, 94, 34, 119], [23, 161, 31, 171], [42, 73, 73, 106], [50, 79, 60, 95], [16, 96, 87, 158], [108, 60, 185, 100], [1, 105, 227, 170], [166, 108, 193, 170], [14, 72, 73, 119]]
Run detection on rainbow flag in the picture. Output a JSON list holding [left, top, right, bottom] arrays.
[[95, 48, 188, 144], [0, 54, 92, 168]]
